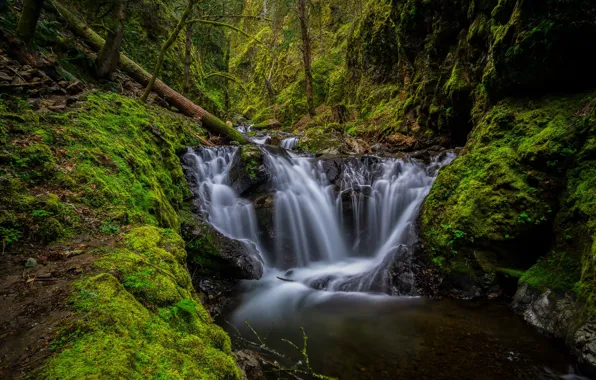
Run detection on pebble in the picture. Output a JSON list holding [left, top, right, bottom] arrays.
[[25, 258, 37, 268]]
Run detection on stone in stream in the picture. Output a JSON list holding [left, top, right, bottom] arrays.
[[183, 219, 263, 281], [228, 145, 270, 196]]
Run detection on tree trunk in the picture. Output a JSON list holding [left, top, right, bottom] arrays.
[[223, 40, 233, 116], [141, 0, 196, 102], [183, 23, 193, 95], [296, 0, 315, 118], [17, 0, 44, 44], [51, 1, 246, 144], [96, 0, 127, 78]]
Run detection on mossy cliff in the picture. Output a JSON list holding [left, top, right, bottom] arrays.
[[41, 226, 241, 379], [420, 91, 596, 366], [344, 0, 596, 146], [0, 92, 242, 377]]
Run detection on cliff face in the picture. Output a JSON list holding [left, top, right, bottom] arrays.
[[346, 0, 596, 145]]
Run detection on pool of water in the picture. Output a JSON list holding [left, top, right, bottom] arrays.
[[220, 286, 583, 379]]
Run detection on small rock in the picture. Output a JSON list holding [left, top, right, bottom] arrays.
[[11, 77, 25, 86], [0, 71, 13, 81], [25, 258, 37, 268], [66, 81, 84, 95], [19, 70, 36, 81]]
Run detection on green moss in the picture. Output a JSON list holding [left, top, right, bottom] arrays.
[[424, 93, 593, 255], [519, 251, 581, 293], [40, 227, 241, 380], [239, 145, 264, 180], [496, 268, 525, 278], [1, 92, 206, 245], [444, 64, 471, 98], [423, 92, 595, 287], [95, 226, 191, 306]]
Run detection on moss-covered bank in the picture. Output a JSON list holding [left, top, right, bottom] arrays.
[[1, 92, 207, 248], [0, 92, 242, 377], [40, 226, 241, 379]]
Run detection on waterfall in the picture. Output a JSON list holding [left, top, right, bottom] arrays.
[[280, 137, 299, 150], [182, 147, 266, 265], [184, 146, 454, 295]]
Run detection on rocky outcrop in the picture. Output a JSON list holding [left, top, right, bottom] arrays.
[[233, 350, 266, 380], [511, 283, 576, 337], [420, 87, 596, 370], [228, 145, 270, 196], [183, 219, 263, 281], [511, 284, 596, 374], [346, 0, 596, 146]]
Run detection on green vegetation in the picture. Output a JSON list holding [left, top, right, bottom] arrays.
[[519, 252, 581, 293], [423, 93, 594, 257], [1, 92, 241, 378], [422, 90, 596, 316], [0, 92, 207, 248], [41, 227, 241, 380], [2, 0, 596, 374]]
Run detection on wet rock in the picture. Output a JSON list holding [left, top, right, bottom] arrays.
[[511, 283, 596, 374], [234, 350, 266, 380], [511, 283, 575, 338], [228, 145, 270, 196], [186, 220, 264, 280], [574, 324, 596, 372]]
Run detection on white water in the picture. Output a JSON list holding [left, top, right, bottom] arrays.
[[184, 146, 454, 322], [280, 137, 299, 150], [182, 147, 266, 265]]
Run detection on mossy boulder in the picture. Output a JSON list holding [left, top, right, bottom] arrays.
[[184, 219, 264, 280], [41, 226, 242, 379], [228, 145, 269, 196], [422, 92, 595, 294]]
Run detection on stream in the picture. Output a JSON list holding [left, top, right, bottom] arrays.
[[183, 146, 584, 379]]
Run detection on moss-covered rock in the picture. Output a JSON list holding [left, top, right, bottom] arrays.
[[422, 94, 593, 275], [421, 90, 596, 368], [40, 227, 242, 380], [228, 145, 269, 196], [184, 218, 263, 280], [345, 0, 596, 147]]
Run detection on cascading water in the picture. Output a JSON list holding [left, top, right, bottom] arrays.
[[182, 147, 266, 266], [184, 147, 579, 379], [184, 145, 454, 297], [280, 137, 299, 150], [260, 152, 455, 293]]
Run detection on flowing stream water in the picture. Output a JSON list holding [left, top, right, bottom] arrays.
[[183, 146, 582, 379]]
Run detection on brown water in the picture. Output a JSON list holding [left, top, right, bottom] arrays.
[[222, 293, 585, 379]]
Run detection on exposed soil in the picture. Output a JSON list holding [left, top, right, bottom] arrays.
[[0, 234, 121, 378]]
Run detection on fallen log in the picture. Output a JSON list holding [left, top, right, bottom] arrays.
[[276, 276, 295, 282], [50, 1, 247, 145]]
